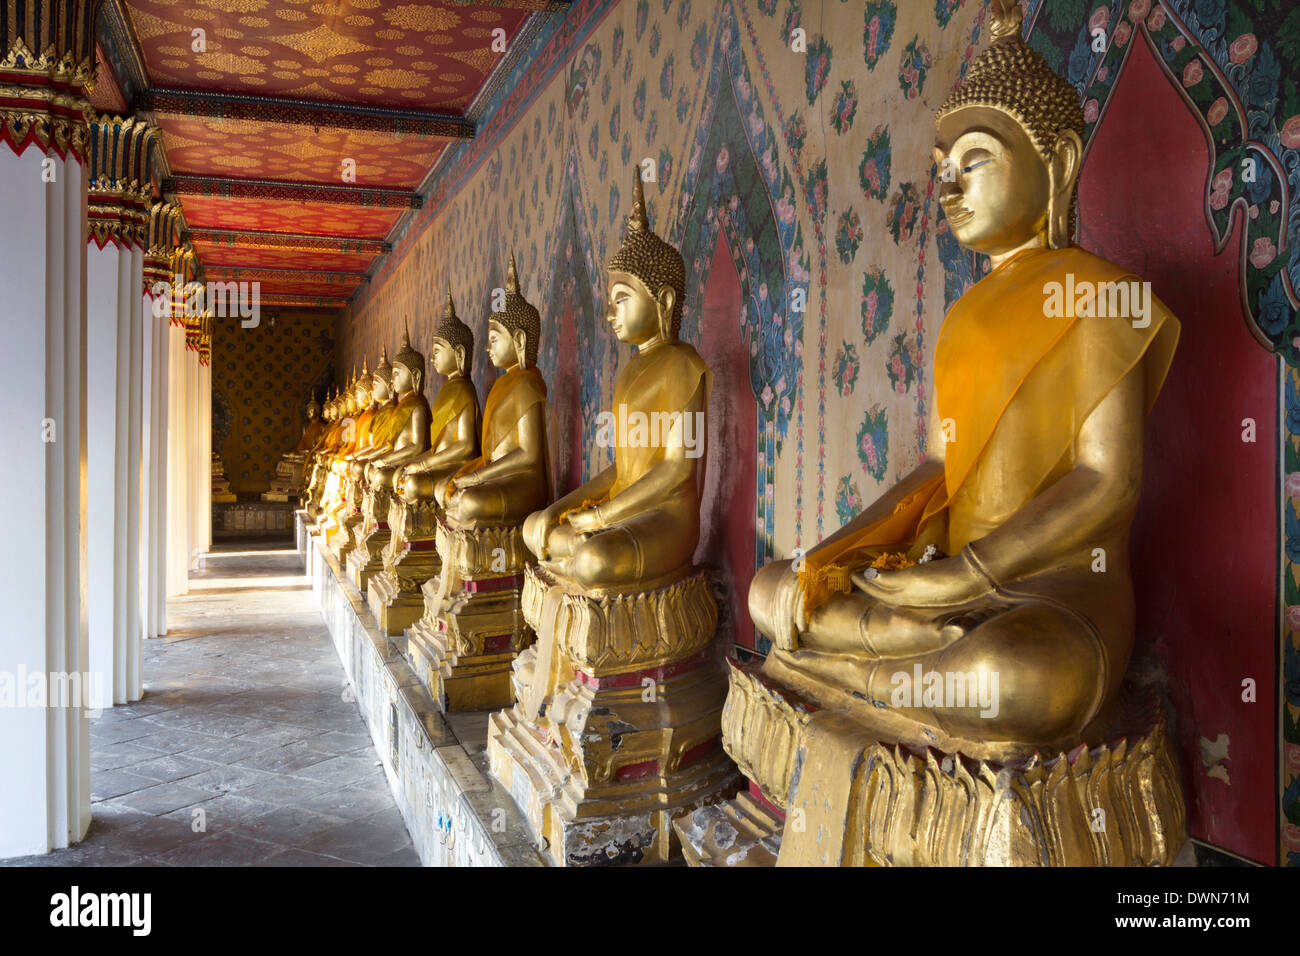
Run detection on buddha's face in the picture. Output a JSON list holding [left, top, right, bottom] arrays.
[[933, 106, 1051, 257], [372, 375, 391, 401], [431, 337, 462, 377], [355, 383, 372, 407], [606, 271, 666, 346], [391, 362, 415, 394], [344, 393, 359, 416], [486, 320, 516, 370]]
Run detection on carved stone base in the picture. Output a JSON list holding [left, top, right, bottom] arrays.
[[672, 661, 1187, 867], [485, 566, 741, 866], [345, 486, 393, 591], [262, 456, 304, 502], [405, 520, 534, 713], [367, 497, 443, 636]]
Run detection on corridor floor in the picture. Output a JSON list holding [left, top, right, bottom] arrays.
[[4, 541, 419, 867]]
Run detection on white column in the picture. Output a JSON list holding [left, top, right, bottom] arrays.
[[166, 314, 190, 597], [0, 144, 92, 857], [86, 242, 122, 709], [123, 244, 143, 697], [194, 348, 211, 556], [85, 237, 143, 706], [147, 290, 170, 632]]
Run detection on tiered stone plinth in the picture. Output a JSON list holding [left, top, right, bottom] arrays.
[[367, 496, 443, 636], [262, 453, 306, 502], [345, 483, 393, 591], [673, 661, 1187, 867], [405, 517, 534, 713], [211, 454, 236, 503], [487, 565, 741, 866]]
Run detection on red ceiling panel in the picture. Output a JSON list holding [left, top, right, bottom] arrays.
[[180, 195, 403, 239], [194, 242, 379, 274], [158, 115, 444, 189], [124, 0, 528, 111]]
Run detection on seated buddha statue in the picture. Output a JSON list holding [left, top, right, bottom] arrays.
[[523, 171, 710, 596], [692, 0, 1185, 867], [487, 178, 736, 866], [316, 373, 363, 522], [264, 395, 327, 502], [436, 252, 553, 528], [296, 396, 327, 453], [304, 391, 344, 518], [393, 287, 481, 505], [349, 346, 398, 471], [320, 365, 378, 546], [363, 328, 433, 493]]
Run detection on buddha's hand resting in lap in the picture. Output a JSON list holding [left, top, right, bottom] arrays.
[[565, 506, 602, 536], [524, 506, 559, 560], [455, 469, 483, 489], [853, 548, 990, 608], [762, 562, 806, 653]]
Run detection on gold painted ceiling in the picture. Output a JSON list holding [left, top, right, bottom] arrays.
[[111, 0, 547, 305]]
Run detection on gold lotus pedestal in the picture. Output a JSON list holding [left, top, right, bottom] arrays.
[[367, 497, 442, 636], [345, 483, 393, 591], [486, 565, 741, 866], [404, 515, 534, 712], [673, 662, 1186, 867]]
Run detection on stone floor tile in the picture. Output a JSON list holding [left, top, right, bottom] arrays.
[[96, 781, 221, 817], [90, 768, 161, 801], [3, 543, 418, 868]]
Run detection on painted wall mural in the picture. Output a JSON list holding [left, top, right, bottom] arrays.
[[339, 0, 1300, 865]]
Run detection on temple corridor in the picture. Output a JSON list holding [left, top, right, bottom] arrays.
[[3, 543, 417, 868]]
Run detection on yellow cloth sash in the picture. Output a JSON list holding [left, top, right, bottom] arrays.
[[450, 366, 547, 487], [295, 418, 326, 452], [557, 342, 710, 523], [368, 392, 421, 449], [798, 245, 1180, 613], [427, 376, 478, 450], [346, 406, 377, 455], [313, 420, 345, 455]]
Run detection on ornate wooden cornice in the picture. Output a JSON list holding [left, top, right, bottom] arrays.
[[163, 175, 422, 210], [87, 114, 156, 248], [186, 228, 389, 256], [95, 0, 146, 107], [0, 1, 100, 158], [136, 88, 475, 139]]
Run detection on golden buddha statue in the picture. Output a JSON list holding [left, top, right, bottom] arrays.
[[402, 253, 554, 680], [313, 371, 362, 527], [677, 0, 1185, 867], [352, 301, 478, 595], [362, 327, 438, 634], [394, 287, 481, 503], [436, 252, 553, 527], [296, 397, 327, 453], [487, 176, 738, 865], [321, 362, 378, 556], [344, 347, 404, 589], [363, 329, 432, 494], [403, 285, 559, 712], [303, 390, 343, 518]]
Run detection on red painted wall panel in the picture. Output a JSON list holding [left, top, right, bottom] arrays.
[[1080, 34, 1277, 863]]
